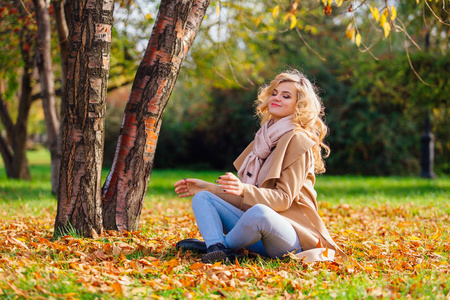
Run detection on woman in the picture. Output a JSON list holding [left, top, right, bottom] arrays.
[[174, 70, 346, 264]]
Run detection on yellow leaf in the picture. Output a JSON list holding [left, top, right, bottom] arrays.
[[254, 15, 262, 28], [346, 23, 353, 31], [355, 33, 362, 46], [345, 24, 354, 40], [328, 0, 332, 6], [391, 5, 397, 20], [305, 25, 317, 34], [272, 5, 280, 20], [380, 14, 386, 26], [290, 14, 297, 29], [145, 13, 152, 20], [8, 237, 29, 250], [216, 3, 220, 16], [370, 6, 379, 22], [335, 0, 343, 7], [346, 23, 356, 41], [383, 21, 391, 38]]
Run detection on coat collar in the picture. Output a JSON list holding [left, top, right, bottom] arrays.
[[234, 130, 316, 184]]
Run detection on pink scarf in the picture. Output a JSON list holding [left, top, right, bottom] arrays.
[[238, 115, 295, 185]]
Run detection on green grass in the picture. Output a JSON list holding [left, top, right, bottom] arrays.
[[0, 147, 449, 218]]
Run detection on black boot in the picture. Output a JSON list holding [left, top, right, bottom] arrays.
[[176, 238, 207, 253], [201, 243, 244, 264]]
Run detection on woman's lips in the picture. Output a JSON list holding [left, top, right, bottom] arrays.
[[271, 103, 281, 107]]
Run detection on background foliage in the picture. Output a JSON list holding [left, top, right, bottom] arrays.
[[144, 1, 449, 175], [1, 0, 449, 176]]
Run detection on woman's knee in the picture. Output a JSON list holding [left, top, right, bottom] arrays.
[[192, 191, 213, 208], [246, 204, 274, 221]]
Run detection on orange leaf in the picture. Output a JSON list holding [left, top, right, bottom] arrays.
[[212, 261, 222, 267], [323, 5, 332, 15], [190, 262, 205, 270], [167, 259, 179, 267], [316, 239, 323, 248], [111, 282, 123, 296]]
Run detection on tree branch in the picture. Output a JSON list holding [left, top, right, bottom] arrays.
[[295, 27, 326, 62], [424, 0, 450, 26]]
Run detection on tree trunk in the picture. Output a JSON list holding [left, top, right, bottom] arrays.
[[54, 0, 114, 238], [102, 0, 211, 232], [53, 0, 70, 140], [0, 26, 35, 180], [11, 55, 33, 180], [33, 0, 61, 194], [0, 87, 15, 177]]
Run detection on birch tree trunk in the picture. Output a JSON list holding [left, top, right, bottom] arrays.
[[33, 0, 61, 194], [102, 0, 211, 232], [54, 0, 114, 237]]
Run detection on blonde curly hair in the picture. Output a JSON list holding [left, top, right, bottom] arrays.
[[255, 69, 330, 174]]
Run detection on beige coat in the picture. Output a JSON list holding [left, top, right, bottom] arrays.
[[214, 130, 347, 261]]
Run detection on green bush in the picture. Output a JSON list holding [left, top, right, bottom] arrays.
[[326, 52, 449, 175]]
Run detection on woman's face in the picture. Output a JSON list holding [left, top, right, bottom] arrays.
[[268, 82, 298, 122]]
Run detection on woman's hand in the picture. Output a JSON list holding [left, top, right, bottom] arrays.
[[216, 172, 244, 196], [174, 178, 212, 198]]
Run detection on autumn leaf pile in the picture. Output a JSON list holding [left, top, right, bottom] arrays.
[[1, 199, 449, 299]]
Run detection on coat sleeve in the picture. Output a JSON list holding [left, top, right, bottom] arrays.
[[241, 150, 313, 212]]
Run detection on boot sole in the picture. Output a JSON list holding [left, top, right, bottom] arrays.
[[202, 251, 228, 263]]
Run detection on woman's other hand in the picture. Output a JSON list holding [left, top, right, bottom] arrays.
[[216, 172, 244, 196], [174, 178, 211, 198]]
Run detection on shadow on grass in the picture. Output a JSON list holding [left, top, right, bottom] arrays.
[[0, 185, 53, 202], [0, 165, 53, 202]]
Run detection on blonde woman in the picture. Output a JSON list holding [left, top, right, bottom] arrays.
[[174, 70, 346, 263]]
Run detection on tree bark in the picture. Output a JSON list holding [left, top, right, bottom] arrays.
[[102, 0, 211, 231], [0, 26, 35, 180], [33, 0, 61, 194], [11, 54, 33, 180], [0, 95, 14, 177], [53, 0, 70, 122], [55, 0, 114, 238]]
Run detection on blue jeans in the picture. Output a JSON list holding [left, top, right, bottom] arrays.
[[192, 191, 302, 258]]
